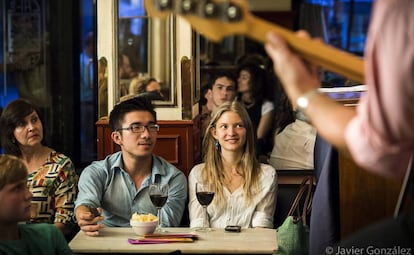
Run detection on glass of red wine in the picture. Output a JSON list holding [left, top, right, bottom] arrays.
[[195, 182, 215, 232], [149, 183, 169, 233]]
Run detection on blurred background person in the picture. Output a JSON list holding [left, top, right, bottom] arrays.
[[198, 82, 214, 142], [119, 76, 164, 103], [199, 82, 214, 115], [269, 90, 316, 170], [98, 57, 108, 118], [128, 75, 164, 101], [118, 46, 141, 97], [269, 111, 316, 170], [236, 62, 275, 159], [79, 31, 95, 162]]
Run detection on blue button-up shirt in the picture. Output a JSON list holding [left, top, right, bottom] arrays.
[[75, 152, 188, 227]]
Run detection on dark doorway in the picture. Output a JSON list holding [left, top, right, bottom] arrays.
[[0, 0, 97, 171]]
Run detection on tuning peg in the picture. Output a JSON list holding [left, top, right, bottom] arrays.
[[221, 2, 242, 22], [197, 0, 242, 22], [179, 0, 196, 14], [154, 0, 173, 11]]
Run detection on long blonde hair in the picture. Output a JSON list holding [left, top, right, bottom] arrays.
[[202, 101, 261, 206]]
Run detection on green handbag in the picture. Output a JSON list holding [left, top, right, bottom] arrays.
[[277, 176, 314, 255]]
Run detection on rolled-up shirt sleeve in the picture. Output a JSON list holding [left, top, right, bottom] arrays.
[[345, 0, 414, 177]]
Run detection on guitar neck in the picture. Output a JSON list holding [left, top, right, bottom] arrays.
[[244, 13, 365, 83], [144, 0, 365, 83]]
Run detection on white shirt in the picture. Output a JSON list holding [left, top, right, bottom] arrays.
[[261, 100, 274, 115], [269, 119, 316, 170], [188, 163, 277, 229]]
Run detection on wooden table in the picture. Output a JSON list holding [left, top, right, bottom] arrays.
[[69, 227, 278, 254]]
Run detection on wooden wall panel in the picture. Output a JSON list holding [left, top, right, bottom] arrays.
[[155, 135, 180, 164], [339, 154, 403, 238], [96, 119, 120, 160]]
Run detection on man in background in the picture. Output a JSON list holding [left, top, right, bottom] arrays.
[[200, 71, 237, 140]]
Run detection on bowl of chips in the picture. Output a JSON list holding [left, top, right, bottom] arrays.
[[130, 212, 158, 235]]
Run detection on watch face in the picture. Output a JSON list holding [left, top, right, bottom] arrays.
[[297, 96, 310, 109], [297, 89, 321, 111]]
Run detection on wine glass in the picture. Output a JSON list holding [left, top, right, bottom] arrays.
[[195, 182, 215, 232], [149, 183, 169, 233]]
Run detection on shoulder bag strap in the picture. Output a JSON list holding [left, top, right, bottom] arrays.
[[301, 176, 314, 226], [288, 176, 314, 223]]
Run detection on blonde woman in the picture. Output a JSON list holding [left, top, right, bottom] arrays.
[[188, 101, 277, 229]]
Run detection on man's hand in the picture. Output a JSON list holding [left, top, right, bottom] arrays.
[[265, 31, 321, 106], [75, 205, 105, 236]]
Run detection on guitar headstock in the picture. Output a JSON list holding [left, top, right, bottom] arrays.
[[145, 0, 365, 82], [144, 0, 250, 42]]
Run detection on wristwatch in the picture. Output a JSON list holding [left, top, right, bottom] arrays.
[[296, 89, 322, 114]]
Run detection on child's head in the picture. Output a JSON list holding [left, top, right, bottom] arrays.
[[0, 154, 31, 222], [0, 155, 27, 189]]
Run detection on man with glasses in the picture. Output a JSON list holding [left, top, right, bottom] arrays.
[[74, 97, 188, 236]]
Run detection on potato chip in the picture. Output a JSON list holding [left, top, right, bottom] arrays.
[[131, 212, 158, 222]]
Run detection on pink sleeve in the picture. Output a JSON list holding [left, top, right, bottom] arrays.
[[345, 0, 414, 177]]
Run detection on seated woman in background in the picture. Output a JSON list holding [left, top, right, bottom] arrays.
[[269, 92, 316, 170], [269, 116, 316, 170], [236, 63, 275, 158], [188, 101, 277, 228], [0, 99, 78, 240]]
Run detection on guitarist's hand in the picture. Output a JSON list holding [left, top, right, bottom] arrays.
[[265, 31, 321, 107]]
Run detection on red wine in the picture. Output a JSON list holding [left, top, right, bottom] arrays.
[[196, 191, 215, 206], [150, 194, 168, 208]]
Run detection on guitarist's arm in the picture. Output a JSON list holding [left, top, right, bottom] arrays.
[[265, 31, 354, 157], [266, 21, 414, 179]]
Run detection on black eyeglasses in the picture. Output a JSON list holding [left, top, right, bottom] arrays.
[[116, 123, 159, 133]]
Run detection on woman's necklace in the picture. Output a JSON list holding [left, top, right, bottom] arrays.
[[224, 170, 243, 192]]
